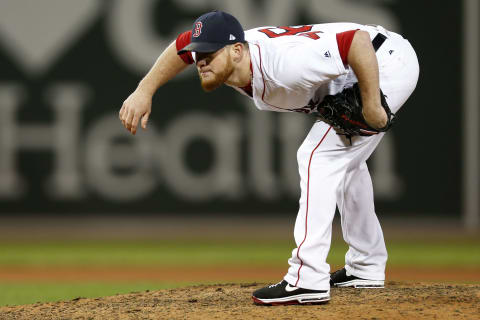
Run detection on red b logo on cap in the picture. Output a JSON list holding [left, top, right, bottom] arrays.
[[193, 22, 203, 37]]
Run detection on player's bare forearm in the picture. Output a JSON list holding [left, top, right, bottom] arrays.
[[137, 41, 189, 96], [119, 41, 189, 135], [347, 31, 387, 129]]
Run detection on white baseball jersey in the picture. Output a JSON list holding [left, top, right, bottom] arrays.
[[231, 23, 392, 114], [177, 22, 419, 291]]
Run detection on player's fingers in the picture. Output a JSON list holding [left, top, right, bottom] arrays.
[[120, 106, 129, 129], [121, 109, 128, 129], [125, 109, 134, 131], [119, 105, 125, 120], [141, 112, 150, 130], [130, 113, 140, 135]]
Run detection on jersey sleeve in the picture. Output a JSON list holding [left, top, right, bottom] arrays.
[[176, 31, 194, 64], [336, 29, 358, 64]]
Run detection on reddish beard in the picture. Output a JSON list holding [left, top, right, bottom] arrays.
[[199, 57, 234, 92]]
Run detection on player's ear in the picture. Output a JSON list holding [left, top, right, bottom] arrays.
[[230, 43, 243, 62]]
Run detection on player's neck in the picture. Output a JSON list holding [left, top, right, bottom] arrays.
[[225, 49, 251, 88]]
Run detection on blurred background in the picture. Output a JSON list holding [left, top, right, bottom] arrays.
[[0, 0, 478, 307]]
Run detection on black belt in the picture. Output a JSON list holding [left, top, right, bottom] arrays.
[[372, 33, 387, 52]]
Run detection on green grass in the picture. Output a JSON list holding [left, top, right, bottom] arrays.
[[387, 240, 480, 266], [0, 240, 293, 267], [0, 282, 185, 307], [0, 239, 478, 267], [0, 238, 478, 306]]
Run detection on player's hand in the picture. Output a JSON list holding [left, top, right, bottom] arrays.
[[119, 89, 152, 135]]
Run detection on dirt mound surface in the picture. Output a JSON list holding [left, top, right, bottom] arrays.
[[1, 282, 479, 319]]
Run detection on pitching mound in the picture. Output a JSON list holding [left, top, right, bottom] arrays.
[[1, 282, 479, 319]]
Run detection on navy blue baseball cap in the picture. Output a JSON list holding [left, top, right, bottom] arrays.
[[177, 11, 245, 54]]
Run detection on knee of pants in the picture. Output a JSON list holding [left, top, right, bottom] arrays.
[[297, 140, 315, 167]]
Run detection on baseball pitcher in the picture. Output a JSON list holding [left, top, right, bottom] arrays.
[[119, 11, 419, 305]]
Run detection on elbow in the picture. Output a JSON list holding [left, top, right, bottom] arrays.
[[353, 30, 372, 48]]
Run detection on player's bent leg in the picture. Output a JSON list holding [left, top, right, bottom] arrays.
[[253, 123, 340, 305], [335, 161, 387, 287], [283, 122, 349, 291]]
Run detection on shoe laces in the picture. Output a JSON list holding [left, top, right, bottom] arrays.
[[268, 281, 283, 289]]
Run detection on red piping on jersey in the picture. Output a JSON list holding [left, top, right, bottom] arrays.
[[295, 126, 332, 287], [253, 44, 296, 112]]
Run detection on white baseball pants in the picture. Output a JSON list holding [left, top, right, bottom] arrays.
[[284, 30, 420, 290]]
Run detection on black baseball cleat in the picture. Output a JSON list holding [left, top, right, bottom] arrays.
[[252, 280, 330, 305], [330, 268, 384, 288]]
